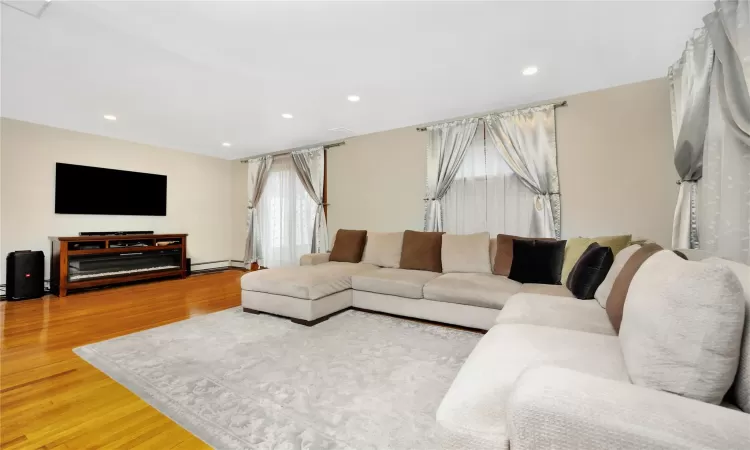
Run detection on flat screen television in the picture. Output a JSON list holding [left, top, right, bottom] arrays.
[[55, 163, 167, 216]]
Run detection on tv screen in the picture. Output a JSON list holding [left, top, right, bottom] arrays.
[[55, 163, 167, 216]]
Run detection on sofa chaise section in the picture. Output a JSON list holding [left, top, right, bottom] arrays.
[[436, 324, 629, 449], [240, 261, 376, 325]]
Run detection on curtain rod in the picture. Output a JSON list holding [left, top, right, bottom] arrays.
[[415, 100, 567, 131], [239, 141, 346, 163]]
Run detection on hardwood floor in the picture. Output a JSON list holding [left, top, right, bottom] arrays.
[[1, 270, 244, 449]]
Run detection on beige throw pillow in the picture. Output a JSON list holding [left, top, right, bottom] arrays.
[[361, 232, 403, 268], [619, 251, 746, 405], [441, 232, 491, 274], [594, 244, 641, 308]]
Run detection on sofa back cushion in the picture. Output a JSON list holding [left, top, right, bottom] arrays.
[[561, 235, 631, 284], [565, 243, 614, 300], [329, 229, 368, 263], [399, 230, 443, 272], [619, 250, 746, 405], [442, 232, 491, 274], [361, 232, 403, 268], [594, 244, 641, 308], [605, 243, 663, 333], [703, 257, 750, 413], [508, 239, 567, 284], [493, 234, 556, 276]]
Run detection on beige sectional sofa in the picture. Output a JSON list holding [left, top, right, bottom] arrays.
[[240, 233, 750, 449], [436, 251, 750, 449], [240, 234, 570, 329]]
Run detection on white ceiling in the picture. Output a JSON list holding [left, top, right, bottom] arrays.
[[1, 1, 710, 160]]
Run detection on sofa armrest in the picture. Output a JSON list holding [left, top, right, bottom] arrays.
[[507, 367, 750, 450], [299, 253, 330, 266]]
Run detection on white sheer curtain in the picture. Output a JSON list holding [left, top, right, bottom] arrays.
[[243, 155, 273, 266], [443, 124, 535, 236], [291, 147, 328, 254], [424, 118, 479, 231], [700, 65, 750, 263], [698, 0, 750, 263], [257, 155, 317, 268], [668, 28, 714, 250], [484, 105, 561, 238]]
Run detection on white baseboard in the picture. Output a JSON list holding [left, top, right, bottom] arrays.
[[229, 259, 246, 269], [190, 260, 231, 272]]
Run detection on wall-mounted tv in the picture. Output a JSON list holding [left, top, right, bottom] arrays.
[[55, 163, 167, 216]]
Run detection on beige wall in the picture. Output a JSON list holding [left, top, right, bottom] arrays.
[[0, 119, 234, 284], [323, 78, 677, 247], [327, 127, 427, 234], [556, 78, 676, 244]]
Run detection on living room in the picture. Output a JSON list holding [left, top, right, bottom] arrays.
[[1, 1, 749, 449]]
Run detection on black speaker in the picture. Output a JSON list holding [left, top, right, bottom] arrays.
[[186, 258, 191, 276], [6, 251, 45, 300]]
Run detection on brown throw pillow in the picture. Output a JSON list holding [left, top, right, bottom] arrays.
[[329, 229, 367, 263], [400, 230, 443, 272], [606, 243, 663, 333], [494, 234, 556, 276]]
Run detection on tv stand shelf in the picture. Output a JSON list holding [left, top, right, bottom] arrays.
[[67, 244, 183, 256], [49, 234, 188, 297]]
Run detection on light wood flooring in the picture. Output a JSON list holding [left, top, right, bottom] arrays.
[[1, 270, 244, 449]]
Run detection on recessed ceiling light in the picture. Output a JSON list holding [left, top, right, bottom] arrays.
[[222, 142, 231, 147], [281, 113, 293, 119], [522, 66, 538, 76], [347, 95, 360, 102], [103, 115, 117, 121]]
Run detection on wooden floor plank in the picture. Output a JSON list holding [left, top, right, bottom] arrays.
[[1, 271, 243, 449]]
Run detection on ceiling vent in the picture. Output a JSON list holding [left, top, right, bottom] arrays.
[[328, 127, 354, 134], [1, 1, 52, 19]]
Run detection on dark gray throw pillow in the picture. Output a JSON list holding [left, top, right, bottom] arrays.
[[566, 242, 614, 299], [508, 239, 567, 285]]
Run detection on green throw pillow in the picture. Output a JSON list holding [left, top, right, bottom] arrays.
[[561, 234, 631, 284]]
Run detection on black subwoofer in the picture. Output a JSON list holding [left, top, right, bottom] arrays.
[[6, 251, 45, 300]]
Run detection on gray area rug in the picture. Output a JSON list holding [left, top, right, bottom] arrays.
[[74, 308, 481, 449]]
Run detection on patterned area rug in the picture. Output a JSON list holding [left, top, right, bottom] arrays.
[[74, 308, 481, 449]]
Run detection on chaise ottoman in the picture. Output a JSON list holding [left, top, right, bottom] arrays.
[[240, 261, 376, 325]]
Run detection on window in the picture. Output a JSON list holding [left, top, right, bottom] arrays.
[[442, 124, 535, 236], [258, 155, 317, 268]]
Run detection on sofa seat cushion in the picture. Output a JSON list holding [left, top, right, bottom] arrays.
[[495, 293, 615, 335], [518, 283, 573, 297], [351, 268, 440, 299], [240, 262, 377, 300], [436, 324, 628, 450], [423, 273, 521, 309]]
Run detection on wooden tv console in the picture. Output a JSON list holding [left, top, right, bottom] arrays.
[[49, 234, 188, 297]]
